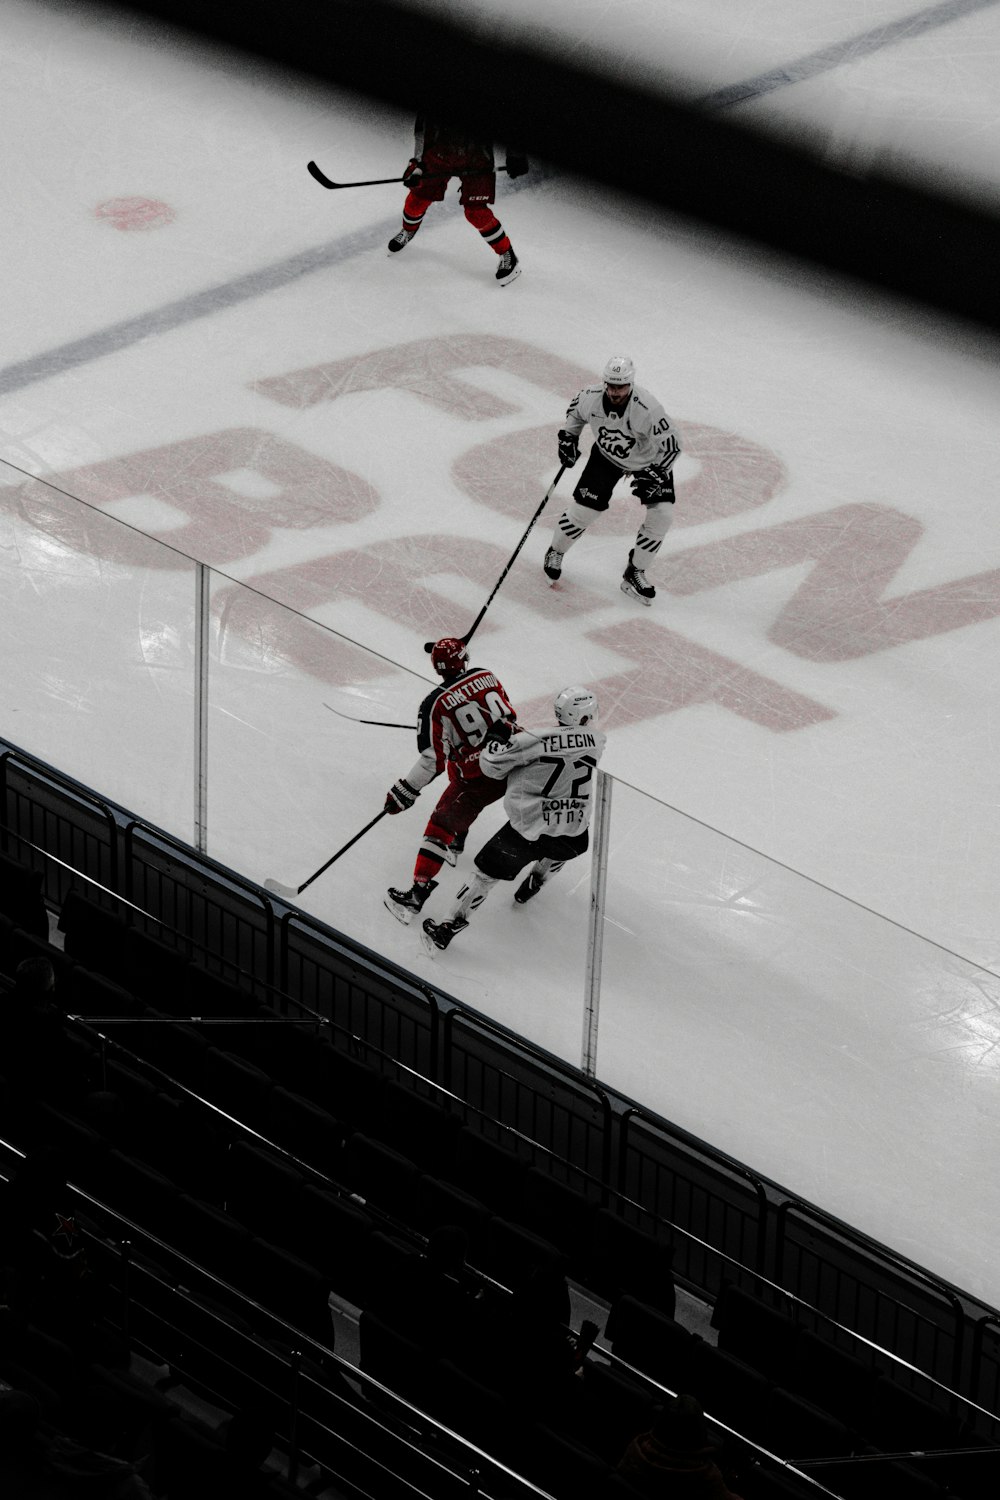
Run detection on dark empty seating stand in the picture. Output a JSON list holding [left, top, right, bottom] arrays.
[[265, 1086, 346, 1174], [414, 1173, 491, 1253], [690, 1341, 774, 1434], [292, 1186, 373, 1306], [520, 1422, 614, 1499], [202, 1048, 273, 1128], [763, 1387, 861, 1462], [712, 1282, 799, 1385], [737, 1463, 829, 1500], [358, 1311, 429, 1408], [791, 1326, 877, 1431], [869, 1371, 964, 1454], [345, 1133, 419, 1220], [0, 851, 50, 938], [519, 1165, 596, 1261], [453, 1126, 529, 1220], [123, 926, 190, 1010], [58, 889, 132, 976], [240, 1236, 332, 1345], [590, 1205, 676, 1317], [69, 966, 142, 1021], [605, 1295, 700, 1391], [314, 1045, 386, 1133], [575, 1360, 657, 1465], [96, 1148, 181, 1241], [379, 1077, 461, 1177], [481, 1215, 567, 1289], [224, 1140, 305, 1239], [425, 1359, 519, 1466], [172, 1194, 252, 1274]]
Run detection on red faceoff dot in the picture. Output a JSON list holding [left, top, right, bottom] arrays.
[[95, 197, 176, 231]]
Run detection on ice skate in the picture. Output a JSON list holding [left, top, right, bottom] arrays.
[[621, 550, 655, 605], [421, 914, 469, 952], [384, 879, 437, 925], [514, 869, 546, 904], [543, 547, 564, 581], [387, 228, 417, 255], [496, 248, 521, 286]]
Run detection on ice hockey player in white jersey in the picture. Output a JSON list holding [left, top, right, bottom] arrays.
[[421, 686, 606, 953], [544, 355, 681, 605]]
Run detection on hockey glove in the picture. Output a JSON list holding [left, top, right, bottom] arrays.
[[385, 778, 420, 814], [486, 717, 516, 749], [557, 430, 580, 468], [403, 158, 424, 189], [506, 153, 529, 179], [631, 465, 674, 504]]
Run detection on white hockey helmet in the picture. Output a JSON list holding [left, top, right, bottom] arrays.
[[554, 685, 598, 728], [602, 354, 635, 388]]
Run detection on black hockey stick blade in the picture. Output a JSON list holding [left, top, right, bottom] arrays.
[[322, 702, 415, 730], [308, 162, 509, 192], [307, 161, 403, 189], [422, 462, 567, 652], [264, 809, 388, 899]]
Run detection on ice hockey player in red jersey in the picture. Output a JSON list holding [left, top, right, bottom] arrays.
[[386, 117, 528, 286], [421, 686, 606, 952], [544, 356, 682, 604], [383, 638, 518, 925]]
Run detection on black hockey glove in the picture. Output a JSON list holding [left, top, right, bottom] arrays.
[[486, 717, 516, 751], [506, 153, 529, 179], [631, 465, 675, 504], [403, 158, 424, 188], [557, 430, 580, 468], [385, 778, 419, 814]]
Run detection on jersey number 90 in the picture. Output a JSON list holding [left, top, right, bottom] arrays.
[[453, 690, 513, 745]]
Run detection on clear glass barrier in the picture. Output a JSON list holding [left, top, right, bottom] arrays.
[[6, 460, 1000, 1303], [597, 778, 1000, 1295], [0, 465, 196, 840]]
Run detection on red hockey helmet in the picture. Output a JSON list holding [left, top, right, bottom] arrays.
[[431, 637, 469, 678]]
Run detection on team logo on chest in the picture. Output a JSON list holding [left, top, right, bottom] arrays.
[[597, 425, 635, 461]]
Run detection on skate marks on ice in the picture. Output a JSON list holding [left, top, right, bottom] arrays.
[[8, 332, 1000, 753]]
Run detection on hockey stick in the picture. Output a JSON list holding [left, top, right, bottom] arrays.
[[323, 701, 415, 730], [423, 464, 567, 653], [264, 810, 388, 900], [307, 161, 510, 190]]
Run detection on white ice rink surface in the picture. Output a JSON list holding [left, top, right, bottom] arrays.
[[2, 1, 1000, 1306]]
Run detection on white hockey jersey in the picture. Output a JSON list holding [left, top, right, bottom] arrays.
[[480, 725, 607, 839], [563, 384, 681, 474]]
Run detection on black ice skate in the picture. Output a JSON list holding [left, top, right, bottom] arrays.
[[621, 550, 655, 606], [387, 228, 417, 254], [496, 248, 521, 286], [421, 914, 469, 952], [514, 869, 545, 904], [384, 879, 437, 925], [543, 547, 564, 581]]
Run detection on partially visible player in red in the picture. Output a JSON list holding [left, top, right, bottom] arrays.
[[383, 638, 518, 924], [386, 117, 528, 286]]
